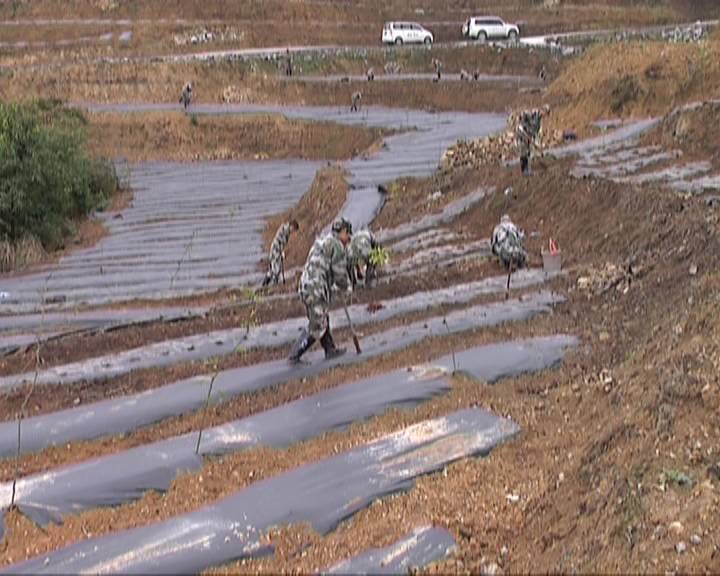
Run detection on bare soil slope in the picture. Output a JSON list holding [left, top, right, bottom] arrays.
[[546, 34, 720, 134]]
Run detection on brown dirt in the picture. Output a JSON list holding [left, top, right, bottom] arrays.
[[1, 156, 719, 573], [373, 165, 492, 232], [642, 100, 720, 165], [546, 36, 720, 135], [0, 256, 500, 419], [2, 59, 539, 113], [0, 217, 108, 278], [2, 154, 719, 572], [3, 17, 720, 573], [87, 111, 387, 162], [0, 1, 683, 54], [262, 166, 349, 271], [0, 298, 558, 483], [218, 158, 720, 574], [0, 23, 117, 44]]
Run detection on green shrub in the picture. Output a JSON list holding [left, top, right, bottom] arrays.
[[0, 100, 117, 250]]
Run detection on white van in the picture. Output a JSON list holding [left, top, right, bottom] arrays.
[[462, 17, 520, 42], [382, 22, 434, 45]]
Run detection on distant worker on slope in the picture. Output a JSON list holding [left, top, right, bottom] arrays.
[[491, 214, 527, 295], [351, 91, 362, 112], [289, 218, 353, 364], [262, 219, 300, 287], [285, 48, 293, 76], [367, 67, 375, 81], [516, 107, 546, 176], [179, 82, 193, 110], [347, 228, 381, 288], [432, 58, 443, 81]]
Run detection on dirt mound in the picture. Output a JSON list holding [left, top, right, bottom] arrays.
[[643, 100, 720, 162], [546, 36, 720, 134], [262, 167, 349, 272], [441, 111, 565, 171], [87, 111, 385, 162]]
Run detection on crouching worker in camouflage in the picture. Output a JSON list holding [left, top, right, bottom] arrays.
[[491, 214, 527, 295], [347, 229, 380, 288], [492, 214, 527, 269], [289, 218, 353, 364], [262, 219, 299, 287]]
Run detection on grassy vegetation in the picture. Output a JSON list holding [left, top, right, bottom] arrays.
[[0, 99, 119, 270]]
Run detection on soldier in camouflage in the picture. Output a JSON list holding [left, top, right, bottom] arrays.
[[289, 218, 353, 364], [491, 214, 527, 270], [432, 58, 442, 81], [516, 110, 533, 176], [285, 48, 293, 77], [351, 91, 362, 112], [179, 82, 193, 110], [262, 219, 299, 287], [347, 228, 379, 288], [516, 108, 546, 176]]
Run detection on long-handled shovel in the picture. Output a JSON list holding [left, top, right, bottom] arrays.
[[506, 262, 514, 300], [343, 300, 362, 355]]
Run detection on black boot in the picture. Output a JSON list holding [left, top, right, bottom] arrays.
[[288, 330, 315, 364], [320, 330, 346, 360]]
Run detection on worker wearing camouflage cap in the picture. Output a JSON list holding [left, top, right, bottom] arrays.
[[289, 217, 353, 364], [347, 228, 380, 288]]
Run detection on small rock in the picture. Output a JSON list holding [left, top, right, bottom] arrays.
[[676, 541, 687, 554], [482, 562, 501, 576], [669, 521, 684, 535], [500, 545, 509, 557], [506, 493, 520, 503], [690, 534, 702, 546], [599, 331, 610, 342], [73, 397, 81, 406], [689, 264, 698, 276]]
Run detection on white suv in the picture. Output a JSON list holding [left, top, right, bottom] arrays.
[[382, 22, 434, 45], [462, 17, 520, 42]]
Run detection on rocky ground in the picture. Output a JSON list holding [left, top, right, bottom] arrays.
[[0, 3, 719, 574]]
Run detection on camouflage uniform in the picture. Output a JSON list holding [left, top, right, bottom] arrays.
[[529, 108, 544, 151], [285, 49, 293, 76], [262, 222, 292, 286], [289, 219, 353, 363], [299, 231, 350, 337], [179, 83, 193, 110], [351, 91, 362, 112], [491, 215, 527, 270], [516, 110, 534, 175], [347, 229, 378, 287]]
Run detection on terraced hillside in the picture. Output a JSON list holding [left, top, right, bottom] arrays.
[[0, 4, 719, 574]]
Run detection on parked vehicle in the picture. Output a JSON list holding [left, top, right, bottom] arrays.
[[462, 17, 520, 42], [382, 22, 434, 45]]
